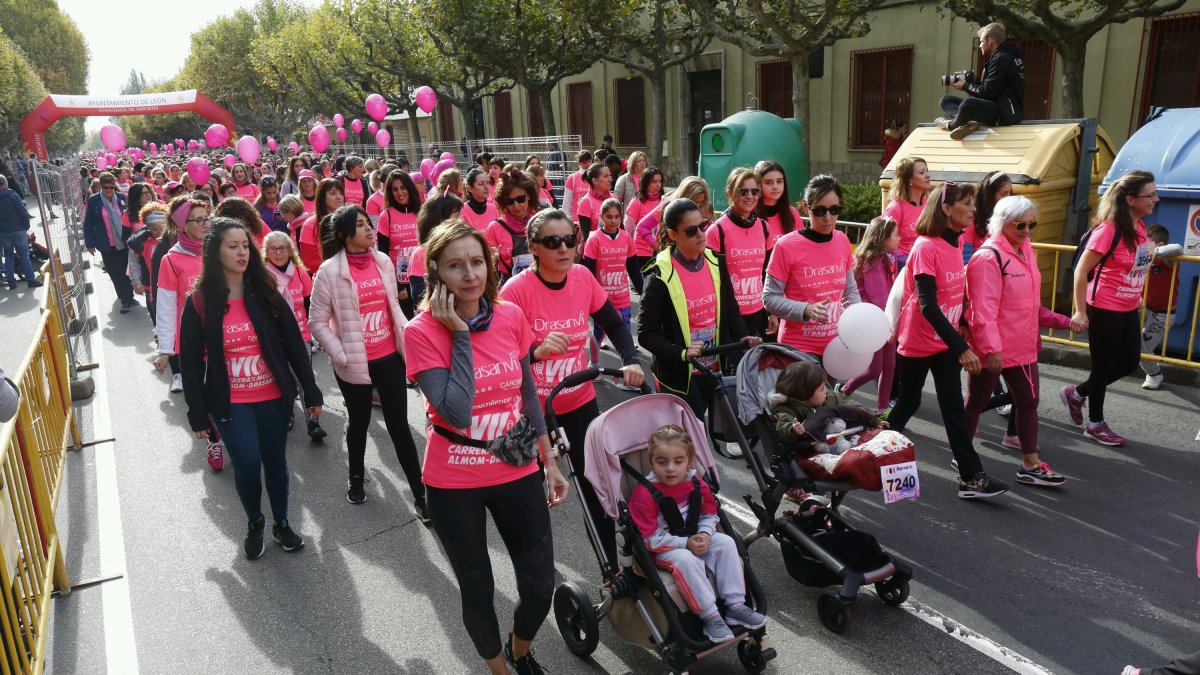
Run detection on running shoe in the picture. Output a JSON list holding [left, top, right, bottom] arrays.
[[1059, 385, 1084, 426], [957, 472, 1009, 499], [701, 615, 735, 643], [245, 519, 265, 560], [306, 417, 327, 441], [877, 404, 894, 420], [169, 374, 184, 393], [997, 404, 1012, 417], [1141, 373, 1163, 390], [1000, 434, 1022, 449], [206, 440, 224, 471], [347, 475, 367, 504], [725, 604, 767, 629], [504, 632, 549, 674], [1084, 421, 1125, 446], [1016, 462, 1066, 487], [271, 522, 305, 552]]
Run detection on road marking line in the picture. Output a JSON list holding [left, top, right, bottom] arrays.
[[716, 494, 1054, 675]]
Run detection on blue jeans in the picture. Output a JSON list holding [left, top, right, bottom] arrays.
[[0, 231, 35, 286], [212, 397, 292, 526], [592, 305, 632, 345]]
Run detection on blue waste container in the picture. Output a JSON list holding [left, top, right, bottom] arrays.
[[1101, 107, 1200, 353]]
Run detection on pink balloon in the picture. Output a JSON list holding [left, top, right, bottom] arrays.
[[350, 118, 363, 134], [288, 141, 300, 153], [236, 135, 261, 164], [309, 124, 330, 153], [142, 140, 148, 148], [409, 171, 424, 185], [224, 154, 236, 169], [106, 153, 117, 166], [95, 156, 108, 170], [365, 93, 387, 122], [367, 121, 379, 135], [434, 158, 455, 173], [420, 158, 435, 180], [100, 124, 126, 152], [415, 86, 437, 114], [439, 152, 455, 162], [336, 127, 348, 142], [375, 129, 391, 148], [164, 144, 173, 154], [186, 157, 211, 185], [333, 113, 345, 127], [149, 143, 157, 154], [267, 137, 278, 152], [205, 124, 230, 148]]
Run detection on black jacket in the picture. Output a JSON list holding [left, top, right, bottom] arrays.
[[965, 41, 1025, 124], [179, 285, 322, 431], [0, 188, 31, 234], [636, 247, 748, 395]]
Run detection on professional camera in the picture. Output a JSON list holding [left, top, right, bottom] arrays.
[[939, 70, 975, 86]]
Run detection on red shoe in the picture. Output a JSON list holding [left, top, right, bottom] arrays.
[[207, 440, 225, 471]]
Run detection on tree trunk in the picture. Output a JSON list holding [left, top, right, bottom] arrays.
[[1058, 39, 1087, 119], [534, 86, 557, 137], [789, 53, 812, 175], [647, 71, 668, 167], [406, 105, 424, 151]]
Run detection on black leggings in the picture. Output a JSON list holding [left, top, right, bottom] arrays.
[[334, 351, 424, 499], [889, 350, 984, 480], [1075, 305, 1142, 423], [559, 399, 616, 567], [426, 470, 555, 660]]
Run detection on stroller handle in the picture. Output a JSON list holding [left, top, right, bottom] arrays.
[[545, 366, 655, 420], [689, 341, 750, 376]]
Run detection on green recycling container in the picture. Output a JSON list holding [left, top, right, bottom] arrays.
[[699, 109, 808, 213]]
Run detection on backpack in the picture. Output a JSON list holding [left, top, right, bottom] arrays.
[[494, 218, 532, 279], [1070, 226, 1123, 303], [976, 245, 1011, 281], [622, 461, 704, 537]]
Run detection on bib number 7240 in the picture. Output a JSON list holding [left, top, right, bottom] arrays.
[[881, 461, 919, 504]]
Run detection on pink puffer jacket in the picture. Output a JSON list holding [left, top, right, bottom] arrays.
[[308, 249, 407, 384]]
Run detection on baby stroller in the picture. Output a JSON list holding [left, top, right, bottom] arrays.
[[545, 366, 776, 674], [699, 342, 914, 634]]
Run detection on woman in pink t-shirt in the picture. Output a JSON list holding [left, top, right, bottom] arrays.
[[231, 163, 261, 202], [882, 156, 931, 261], [582, 198, 638, 343], [754, 159, 802, 250], [889, 182, 1008, 499], [179, 218, 322, 559], [484, 168, 540, 283], [404, 220, 567, 674], [377, 170, 422, 318], [1060, 170, 1157, 447], [461, 168, 499, 231], [625, 167, 664, 294], [764, 175, 860, 356], [573, 162, 614, 243], [297, 178, 344, 272], [561, 150, 594, 222], [709, 167, 772, 338], [307, 205, 425, 515]]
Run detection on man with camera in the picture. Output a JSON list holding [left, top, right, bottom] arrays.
[[936, 22, 1026, 140]]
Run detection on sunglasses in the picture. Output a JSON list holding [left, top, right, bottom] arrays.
[[261, 178, 277, 187], [534, 234, 577, 250], [675, 225, 704, 238], [101, 185, 117, 191], [736, 187, 761, 198], [940, 181, 958, 205], [809, 205, 842, 218], [1012, 220, 1037, 232], [500, 194, 527, 206]]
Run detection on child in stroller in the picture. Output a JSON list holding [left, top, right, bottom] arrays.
[[629, 424, 767, 644]]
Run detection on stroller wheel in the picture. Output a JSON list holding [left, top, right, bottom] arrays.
[[817, 591, 851, 634], [875, 577, 910, 607], [737, 638, 776, 673], [553, 581, 600, 657]]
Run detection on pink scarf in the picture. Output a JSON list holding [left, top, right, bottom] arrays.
[[177, 232, 203, 255], [345, 250, 373, 270]]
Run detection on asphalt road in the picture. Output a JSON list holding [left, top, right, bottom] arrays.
[[45, 258, 1200, 675]]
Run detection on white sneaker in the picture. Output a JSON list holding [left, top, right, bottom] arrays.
[[997, 404, 1012, 417], [1141, 373, 1163, 390], [169, 374, 184, 393]]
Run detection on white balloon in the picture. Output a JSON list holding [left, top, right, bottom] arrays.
[[823, 337, 873, 381], [837, 302, 891, 354]]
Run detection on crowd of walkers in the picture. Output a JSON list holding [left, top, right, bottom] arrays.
[[71, 138, 1181, 674]]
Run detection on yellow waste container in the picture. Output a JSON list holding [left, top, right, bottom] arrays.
[[880, 120, 1117, 304]]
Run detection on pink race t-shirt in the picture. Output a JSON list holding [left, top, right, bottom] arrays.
[[235, 183, 260, 202], [366, 190, 387, 218], [883, 199, 925, 257], [159, 251, 203, 353], [576, 191, 612, 225], [766, 230, 854, 353], [343, 177, 365, 208], [500, 265, 608, 413], [404, 302, 540, 489], [409, 246, 426, 281], [223, 299, 283, 404], [484, 216, 534, 279], [626, 195, 661, 239], [1086, 220, 1151, 312], [635, 206, 663, 257], [462, 201, 499, 231], [673, 257, 718, 370], [762, 205, 802, 250], [897, 235, 967, 357], [582, 228, 635, 309], [349, 262, 398, 361], [565, 171, 588, 213], [706, 215, 767, 315], [380, 208, 420, 284]]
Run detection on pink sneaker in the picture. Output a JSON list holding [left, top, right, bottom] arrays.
[[1059, 385, 1084, 426], [1084, 421, 1125, 447], [207, 440, 225, 471], [1001, 434, 1022, 449]]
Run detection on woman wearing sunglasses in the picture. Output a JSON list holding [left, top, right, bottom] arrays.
[[639, 198, 760, 420], [485, 169, 540, 283], [963, 196, 1074, 487], [889, 182, 1009, 499], [500, 208, 644, 566], [706, 167, 773, 338], [764, 174, 860, 357]]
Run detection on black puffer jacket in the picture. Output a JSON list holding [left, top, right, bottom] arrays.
[[965, 41, 1026, 124]]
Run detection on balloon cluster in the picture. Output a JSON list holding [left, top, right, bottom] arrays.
[[822, 304, 891, 380]]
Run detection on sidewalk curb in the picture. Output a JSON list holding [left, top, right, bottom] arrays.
[[1038, 343, 1200, 388]]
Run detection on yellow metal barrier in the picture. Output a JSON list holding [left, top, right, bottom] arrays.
[[1035, 242, 1200, 369], [0, 265, 76, 674]]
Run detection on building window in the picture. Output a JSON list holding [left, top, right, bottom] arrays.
[[614, 77, 647, 146], [437, 102, 455, 141], [493, 91, 513, 138], [1140, 12, 1200, 126], [975, 38, 1056, 119], [758, 60, 793, 118], [850, 46, 913, 149], [527, 90, 546, 137], [568, 82, 594, 147]]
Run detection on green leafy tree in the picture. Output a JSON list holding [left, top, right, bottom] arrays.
[[119, 69, 148, 96], [942, 0, 1187, 118], [0, 29, 50, 155], [253, 6, 362, 126], [689, 0, 887, 162]]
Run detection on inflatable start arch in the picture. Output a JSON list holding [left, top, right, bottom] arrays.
[[19, 90, 237, 160]]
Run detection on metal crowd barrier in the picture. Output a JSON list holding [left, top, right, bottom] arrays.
[[0, 263, 77, 674]]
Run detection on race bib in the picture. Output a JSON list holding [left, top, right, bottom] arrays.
[[691, 325, 717, 370], [512, 253, 534, 277], [881, 461, 919, 504]]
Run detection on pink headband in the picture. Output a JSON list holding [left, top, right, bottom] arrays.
[[989, 172, 1008, 185], [171, 201, 192, 229]]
